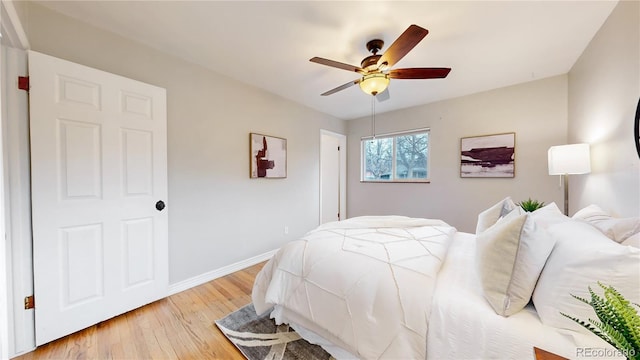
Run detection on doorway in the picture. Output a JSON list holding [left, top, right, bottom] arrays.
[[320, 130, 346, 224]]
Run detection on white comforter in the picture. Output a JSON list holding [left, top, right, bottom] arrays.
[[252, 216, 456, 359]]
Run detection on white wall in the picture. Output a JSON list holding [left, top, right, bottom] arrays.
[[568, 0, 640, 217], [347, 75, 568, 233], [23, 3, 346, 284]]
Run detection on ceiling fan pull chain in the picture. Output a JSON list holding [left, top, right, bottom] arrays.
[[371, 95, 376, 138]]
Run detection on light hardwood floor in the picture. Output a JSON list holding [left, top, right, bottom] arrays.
[[14, 262, 266, 360]]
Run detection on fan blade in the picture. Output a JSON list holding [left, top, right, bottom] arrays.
[[377, 24, 429, 69], [376, 88, 390, 102], [321, 79, 361, 96], [388, 67, 451, 79], [310, 57, 366, 74]]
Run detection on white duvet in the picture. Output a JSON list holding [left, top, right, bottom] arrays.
[[252, 216, 456, 359]]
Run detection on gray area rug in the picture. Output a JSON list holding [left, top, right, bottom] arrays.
[[215, 303, 334, 360]]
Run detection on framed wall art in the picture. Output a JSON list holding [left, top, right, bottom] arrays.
[[460, 132, 515, 178], [635, 97, 639, 159], [250, 133, 287, 178]]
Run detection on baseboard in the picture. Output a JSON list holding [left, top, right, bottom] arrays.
[[168, 249, 278, 296], [10, 347, 37, 359]]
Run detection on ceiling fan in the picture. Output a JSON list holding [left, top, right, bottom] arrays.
[[310, 24, 451, 98]]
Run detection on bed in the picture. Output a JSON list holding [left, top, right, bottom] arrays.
[[252, 201, 640, 360]]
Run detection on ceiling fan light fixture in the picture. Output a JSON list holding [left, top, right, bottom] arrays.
[[311, 25, 448, 97], [359, 73, 389, 96]]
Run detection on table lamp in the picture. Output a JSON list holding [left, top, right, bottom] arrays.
[[548, 144, 591, 215]]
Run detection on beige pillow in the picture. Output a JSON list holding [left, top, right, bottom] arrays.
[[476, 209, 556, 316], [475, 197, 517, 234], [572, 204, 640, 243]]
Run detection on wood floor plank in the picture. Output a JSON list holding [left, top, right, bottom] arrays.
[[197, 281, 242, 314], [98, 325, 126, 360], [193, 285, 233, 317], [65, 325, 98, 359], [14, 262, 266, 360], [141, 301, 179, 360], [152, 299, 202, 359], [215, 277, 252, 309]]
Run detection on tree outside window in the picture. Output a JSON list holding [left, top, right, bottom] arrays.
[[361, 129, 430, 182], [363, 137, 392, 180]]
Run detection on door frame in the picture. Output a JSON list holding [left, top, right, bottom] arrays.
[[319, 129, 347, 224], [1, 46, 33, 358], [0, 43, 9, 360], [1, 1, 32, 358]]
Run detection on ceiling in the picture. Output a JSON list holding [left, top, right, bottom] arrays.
[[36, 1, 618, 120]]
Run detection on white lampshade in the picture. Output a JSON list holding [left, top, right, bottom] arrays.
[[359, 73, 389, 96], [548, 143, 591, 175]]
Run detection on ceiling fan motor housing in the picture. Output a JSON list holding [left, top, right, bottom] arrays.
[[361, 55, 382, 71]]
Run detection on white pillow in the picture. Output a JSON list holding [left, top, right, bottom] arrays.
[[572, 204, 640, 243], [622, 233, 640, 248], [572, 204, 609, 221], [529, 202, 570, 229], [476, 209, 556, 316], [532, 220, 640, 334], [476, 197, 517, 234]]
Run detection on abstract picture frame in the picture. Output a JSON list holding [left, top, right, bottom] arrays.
[[250, 133, 287, 178], [460, 132, 515, 178]]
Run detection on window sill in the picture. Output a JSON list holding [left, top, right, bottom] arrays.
[[360, 180, 431, 184]]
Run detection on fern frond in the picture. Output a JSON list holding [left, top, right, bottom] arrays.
[[561, 312, 616, 349], [600, 283, 640, 351], [570, 293, 591, 305], [589, 318, 634, 356], [564, 283, 640, 360]]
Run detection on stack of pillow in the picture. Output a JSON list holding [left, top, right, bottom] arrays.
[[474, 197, 640, 335], [572, 204, 640, 248]]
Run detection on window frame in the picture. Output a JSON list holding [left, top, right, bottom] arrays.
[[360, 127, 431, 183]]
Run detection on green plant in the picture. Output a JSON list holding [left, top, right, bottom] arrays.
[[561, 282, 640, 360], [517, 198, 545, 212]]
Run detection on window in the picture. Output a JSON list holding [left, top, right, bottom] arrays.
[[361, 128, 430, 182]]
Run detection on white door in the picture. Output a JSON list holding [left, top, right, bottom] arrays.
[[28, 50, 168, 345], [320, 131, 346, 224]]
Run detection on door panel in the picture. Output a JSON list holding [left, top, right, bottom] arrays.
[[60, 224, 104, 307], [29, 50, 168, 345], [122, 217, 154, 288], [121, 91, 152, 118], [57, 75, 101, 109], [58, 120, 102, 199], [122, 129, 153, 196]]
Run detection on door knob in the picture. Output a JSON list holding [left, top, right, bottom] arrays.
[[155, 200, 166, 211]]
